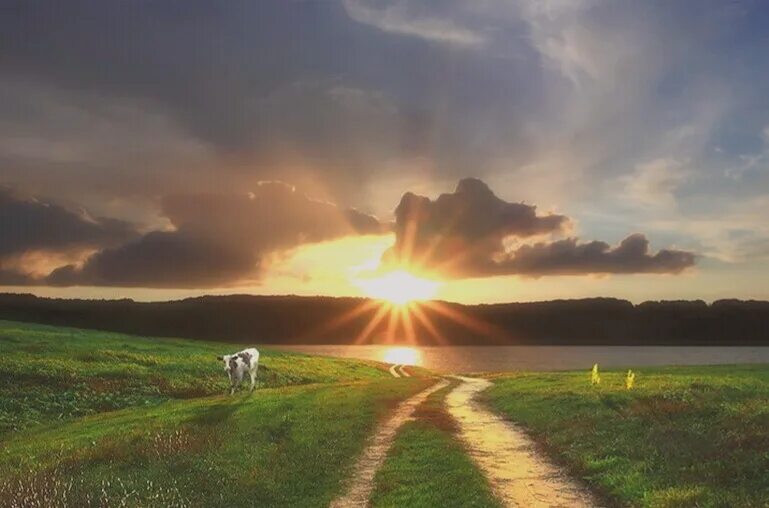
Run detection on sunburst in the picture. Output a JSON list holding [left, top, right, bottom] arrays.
[[310, 201, 510, 347], [308, 264, 508, 347], [355, 269, 440, 305]]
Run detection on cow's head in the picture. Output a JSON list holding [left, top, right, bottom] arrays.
[[217, 355, 232, 373]]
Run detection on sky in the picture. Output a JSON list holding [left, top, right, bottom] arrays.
[[1, 0, 769, 304]]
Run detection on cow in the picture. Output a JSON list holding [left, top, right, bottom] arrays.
[[216, 348, 260, 394]]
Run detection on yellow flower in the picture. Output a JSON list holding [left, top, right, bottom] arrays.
[[591, 364, 601, 385], [626, 369, 636, 389]]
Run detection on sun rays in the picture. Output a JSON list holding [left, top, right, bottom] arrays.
[[304, 209, 504, 346], [290, 191, 515, 348], [321, 296, 508, 347], [310, 195, 514, 347]]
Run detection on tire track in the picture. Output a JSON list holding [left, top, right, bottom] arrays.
[[330, 378, 448, 508]]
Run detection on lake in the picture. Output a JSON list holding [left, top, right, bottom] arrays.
[[271, 345, 769, 373]]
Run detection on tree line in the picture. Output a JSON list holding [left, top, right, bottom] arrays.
[[0, 293, 767, 345]]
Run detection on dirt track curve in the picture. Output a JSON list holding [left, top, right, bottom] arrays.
[[445, 376, 600, 508]]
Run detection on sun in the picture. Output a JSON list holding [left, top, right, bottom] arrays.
[[356, 269, 440, 305], [320, 266, 498, 346]]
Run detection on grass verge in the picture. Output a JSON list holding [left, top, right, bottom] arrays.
[[371, 379, 501, 508], [484, 364, 769, 507]]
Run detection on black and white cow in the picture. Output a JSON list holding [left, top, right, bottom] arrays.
[[217, 348, 260, 394]]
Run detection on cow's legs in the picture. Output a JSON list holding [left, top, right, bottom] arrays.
[[249, 365, 258, 391], [230, 372, 242, 395]]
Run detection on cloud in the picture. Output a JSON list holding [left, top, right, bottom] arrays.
[[0, 187, 136, 259], [725, 124, 769, 181], [0, 0, 766, 294], [383, 178, 567, 273], [619, 158, 690, 209], [160, 182, 383, 251], [645, 194, 769, 263], [0, 186, 138, 285], [343, 0, 486, 47], [0, 80, 214, 214], [1, 0, 758, 220], [0, 268, 36, 286], [0, 3, 445, 211], [383, 178, 695, 277], [47, 182, 384, 288], [47, 231, 255, 288], [499, 234, 695, 277]]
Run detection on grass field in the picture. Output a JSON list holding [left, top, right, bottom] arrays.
[[371, 380, 501, 508], [484, 364, 769, 507], [0, 320, 430, 507], [0, 320, 390, 434], [8, 319, 769, 507]]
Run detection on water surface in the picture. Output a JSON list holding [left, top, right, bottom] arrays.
[[271, 345, 769, 373]]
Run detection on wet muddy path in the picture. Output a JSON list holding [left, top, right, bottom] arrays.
[[445, 376, 600, 508]]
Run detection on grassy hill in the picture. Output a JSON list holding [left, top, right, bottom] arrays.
[[0, 320, 429, 506], [0, 320, 392, 434]]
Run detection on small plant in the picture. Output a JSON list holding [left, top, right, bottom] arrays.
[[591, 364, 601, 385], [626, 369, 636, 390]]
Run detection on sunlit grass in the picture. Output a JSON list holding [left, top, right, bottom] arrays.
[[0, 320, 391, 434], [484, 365, 769, 507]]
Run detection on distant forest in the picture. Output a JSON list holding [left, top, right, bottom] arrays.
[[1, 293, 768, 345]]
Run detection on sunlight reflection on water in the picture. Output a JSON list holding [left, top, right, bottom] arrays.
[[381, 346, 422, 366]]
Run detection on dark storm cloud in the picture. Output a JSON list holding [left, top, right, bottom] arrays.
[[160, 182, 382, 251], [47, 182, 383, 288], [47, 231, 254, 288], [0, 269, 36, 286], [0, 1, 436, 151], [0, 187, 137, 259], [383, 179, 695, 277], [385, 178, 566, 267], [2, 0, 768, 212], [0, 0, 762, 291], [0, 0, 543, 207], [498, 235, 696, 277], [0, 178, 699, 288]]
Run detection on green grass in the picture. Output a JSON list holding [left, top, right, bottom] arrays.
[[0, 319, 432, 506], [371, 380, 501, 508], [1, 378, 430, 507], [0, 320, 390, 434], [484, 364, 769, 508]]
